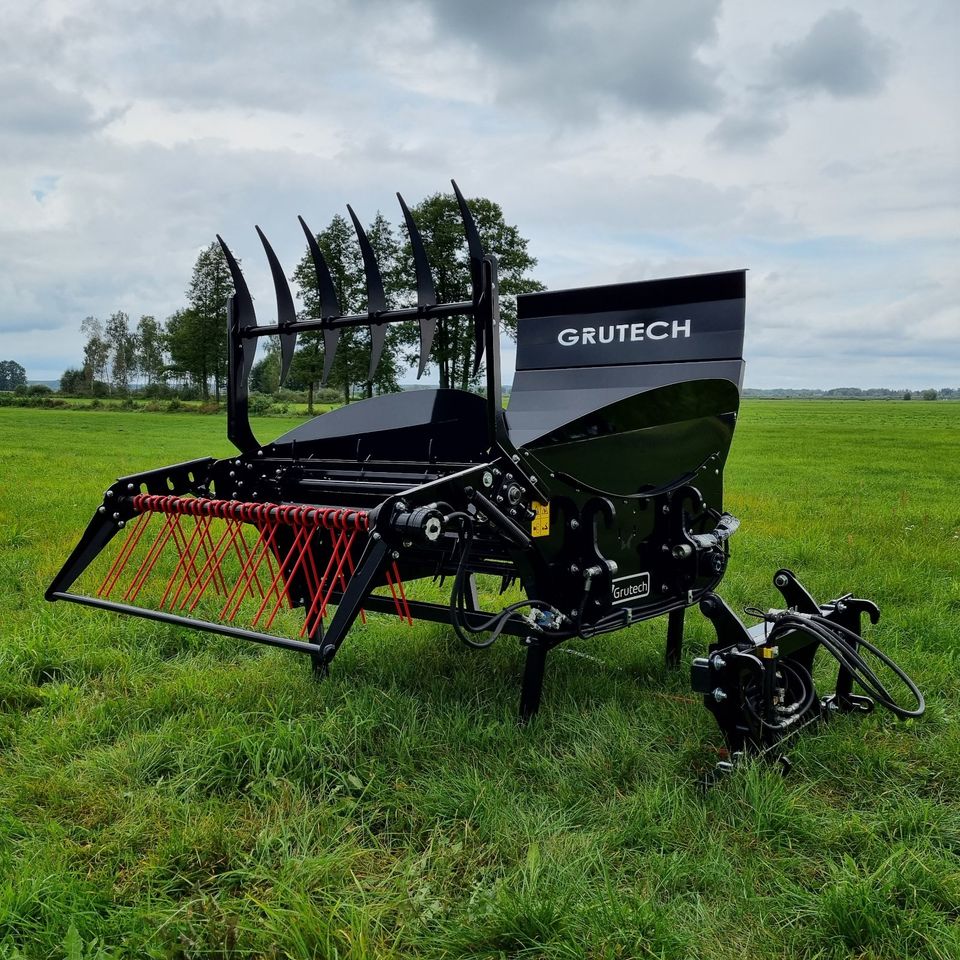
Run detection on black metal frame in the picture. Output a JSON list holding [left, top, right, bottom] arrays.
[[45, 181, 920, 771]]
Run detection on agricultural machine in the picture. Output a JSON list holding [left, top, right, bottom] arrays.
[[47, 182, 923, 769]]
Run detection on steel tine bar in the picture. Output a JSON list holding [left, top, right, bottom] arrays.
[[98, 511, 150, 598], [346, 204, 388, 382], [265, 525, 320, 629], [384, 567, 402, 619], [297, 215, 342, 386], [124, 514, 178, 602], [257, 524, 311, 629], [328, 529, 360, 621], [188, 518, 245, 613], [451, 180, 486, 375], [337, 527, 366, 624], [181, 516, 235, 610], [164, 513, 207, 608], [397, 192, 438, 379], [392, 561, 414, 625], [300, 526, 348, 636], [222, 514, 283, 621], [231, 523, 267, 600], [298, 528, 328, 638], [164, 515, 209, 611], [193, 512, 229, 599], [255, 226, 298, 387], [249, 518, 306, 626]]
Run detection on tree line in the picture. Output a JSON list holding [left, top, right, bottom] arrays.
[[61, 191, 543, 411]]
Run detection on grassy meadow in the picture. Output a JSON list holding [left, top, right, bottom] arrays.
[[0, 401, 958, 959]]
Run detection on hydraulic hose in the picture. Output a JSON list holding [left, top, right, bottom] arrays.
[[765, 611, 924, 719]]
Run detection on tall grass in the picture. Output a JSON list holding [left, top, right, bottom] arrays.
[[0, 403, 958, 958]]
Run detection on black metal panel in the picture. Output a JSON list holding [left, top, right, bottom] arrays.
[[269, 388, 491, 464], [506, 359, 744, 449], [515, 270, 745, 372]]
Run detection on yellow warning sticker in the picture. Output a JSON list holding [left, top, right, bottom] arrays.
[[531, 500, 550, 537]]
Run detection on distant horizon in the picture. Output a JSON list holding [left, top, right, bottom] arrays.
[[2, 3, 956, 389], [22, 378, 958, 396]]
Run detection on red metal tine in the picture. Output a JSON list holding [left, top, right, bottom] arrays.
[[252, 523, 307, 628], [392, 561, 414, 625], [162, 514, 210, 611], [221, 511, 282, 621], [300, 526, 348, 637], [181, 515, 239, 611], [298, 521, 328, 638], [124, 513, 178, 602], [192, 510, 230, 598], [98, 510, 150, 598], [232, 522, 268, 600], [260, 522, 320, 630]]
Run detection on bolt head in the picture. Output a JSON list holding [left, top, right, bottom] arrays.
[[774, 574, 789, 588], [711, 687, 728, 702]]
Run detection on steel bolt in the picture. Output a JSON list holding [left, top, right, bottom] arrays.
[[711, 688, 728, 702], [106, 490, 114, 498], [117, 520, 125, 528], [112, 512, 120, 521], [661, 504, 669, 514], [774, 573, 789, 588], [127, 483, 135, 491], [392, 551, 400, 559], [569, 519, 580, 530]]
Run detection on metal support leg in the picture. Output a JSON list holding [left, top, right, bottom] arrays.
[[519, 638, 548, 723], [310, 618, 327, 677], [319, 536, 389, 666], [666, 607, 685, 667]]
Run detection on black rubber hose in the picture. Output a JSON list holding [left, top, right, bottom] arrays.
[[769, 613, 924, 719], [741, 659, 816, 731]]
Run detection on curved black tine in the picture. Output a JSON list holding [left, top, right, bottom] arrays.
[[397, 192, 437, 379], [216, 235, 258, 376], [451, 180, 486, 375], [297, 215, 342, 386], [255, 226, 297, 387], [347, 204, 388, 382]]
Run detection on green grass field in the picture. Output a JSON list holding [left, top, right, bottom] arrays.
[[1, 402, 958, 959]]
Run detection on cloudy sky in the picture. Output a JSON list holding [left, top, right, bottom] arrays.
[[2, 0, 957, 388]]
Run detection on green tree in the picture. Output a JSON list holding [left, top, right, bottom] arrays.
[[398, 191, 544, 389], [105, 310, 136, 393], [59, 367, 86, 395], [177, 241, 234, 400], [0, 360, 27, 391], [250, 343, 281, 394], [81, 316, 111, 388], [136, 315, 166, 387]]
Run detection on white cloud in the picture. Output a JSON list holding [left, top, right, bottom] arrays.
[[0, 0, 956, 389]]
